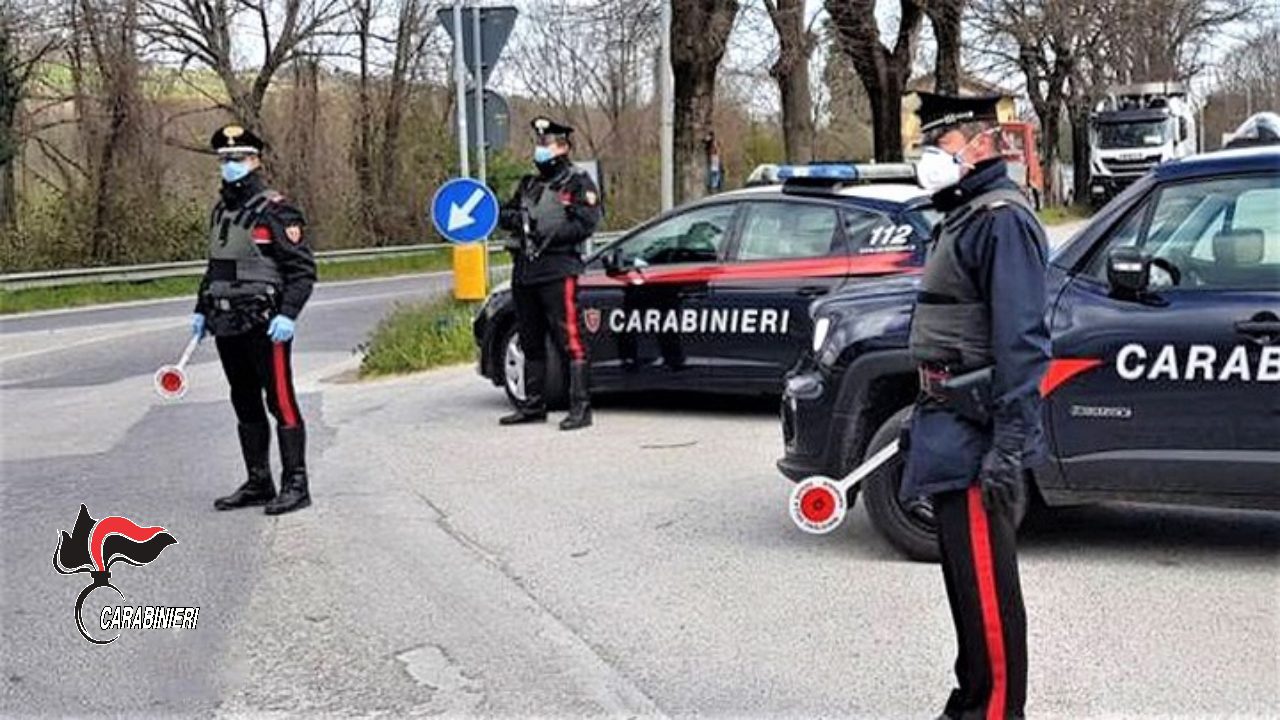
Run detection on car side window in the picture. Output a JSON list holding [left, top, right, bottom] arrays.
[[847, 209, 917, 255], [735, 202, 840, 260], [1087, 174, 1280, 290], [616, 204, 737, 267]]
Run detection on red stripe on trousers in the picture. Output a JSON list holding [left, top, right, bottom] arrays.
[[967, 485, 1008, 720], [272, 342, 299, 428], [563, 277, 584, 361]]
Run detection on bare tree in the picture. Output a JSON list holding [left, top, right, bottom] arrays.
[[671, 0, 738, 202], [924, 0, 964, 94], [1097, 0, 1255, 83], [380, 0, 432, 211], [1203, 21, 1280, 147], [141, 0, 347, 146], [349, 0, 379, 237], [0, 1, 60, 227], [763, 0, 815, 163], [67, 0, 151, 261], [509, 0, 659, 160], [826, 0, 923, 162], [970, 0, 1089, 204]]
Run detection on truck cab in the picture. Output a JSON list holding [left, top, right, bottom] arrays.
[[1090, 82, 1199, 204]]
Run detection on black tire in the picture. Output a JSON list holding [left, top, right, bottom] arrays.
[[862, 406, 1028, 563], [499, 324, 567, 410]]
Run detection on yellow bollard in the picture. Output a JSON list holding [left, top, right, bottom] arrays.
[[453, 242, 488, 300]]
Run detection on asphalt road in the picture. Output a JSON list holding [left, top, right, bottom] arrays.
[[3, 225, 1278, 718]]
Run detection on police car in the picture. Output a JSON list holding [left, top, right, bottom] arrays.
[[779, 143, 1280, 561], [474, 164, 940, 407]]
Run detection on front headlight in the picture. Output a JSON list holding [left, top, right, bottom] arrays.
[[812, 316, 832, 353]]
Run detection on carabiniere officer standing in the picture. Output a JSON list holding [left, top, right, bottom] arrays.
[[497, 117, 602, 430], [191, 125, 316, 515], [904, 93, 1051, 720]]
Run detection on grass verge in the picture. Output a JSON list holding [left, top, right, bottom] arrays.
[[1037, 204, 1092, 226], [359, 297, 479, 378], [0, 249, 494, 315]]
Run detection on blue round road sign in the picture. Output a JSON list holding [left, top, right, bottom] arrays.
[[430, 178, 499, 244]]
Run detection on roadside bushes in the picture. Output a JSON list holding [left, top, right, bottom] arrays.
[[359, 297, 479, 377]]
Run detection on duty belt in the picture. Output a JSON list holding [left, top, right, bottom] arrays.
[[918, 364, 955, 403], [917, 363, 995, 426]]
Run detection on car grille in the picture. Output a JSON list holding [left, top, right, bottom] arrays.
[[1101, 157, 1160, 176]]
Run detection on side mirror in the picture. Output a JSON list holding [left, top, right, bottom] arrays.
[[602, 249, 625, 276], [1106, 247, 1151, 296]]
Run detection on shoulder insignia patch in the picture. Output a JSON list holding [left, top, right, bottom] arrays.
[[251, 226, 273, 245], [584, 190, 598, 206], [285, 225, 304, 244]]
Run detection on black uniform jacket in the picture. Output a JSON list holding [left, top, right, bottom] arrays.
[[902, 159, 1051, 499], [499, 157, 602, 287], [194, 172, 316, 320]]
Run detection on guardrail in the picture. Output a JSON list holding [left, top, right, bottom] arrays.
[[1, 232, 626, 291]]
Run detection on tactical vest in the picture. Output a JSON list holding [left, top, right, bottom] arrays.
[[909, 188, 1043, 369], [523, 168, 589, 256], [206, 188, 283, 296]]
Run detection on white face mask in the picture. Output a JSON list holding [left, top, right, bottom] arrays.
[[916, 146, 964, 191]]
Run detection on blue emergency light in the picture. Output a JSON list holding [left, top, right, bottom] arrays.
[[776, 162, 918, 188]]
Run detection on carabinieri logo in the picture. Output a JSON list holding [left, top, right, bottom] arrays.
[[53, 505, 181, 645]]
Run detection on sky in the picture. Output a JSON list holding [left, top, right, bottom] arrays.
[[214, 0, 1268, 120]]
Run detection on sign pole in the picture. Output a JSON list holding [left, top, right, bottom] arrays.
[[659, 0, 673, 211], [471, 2, 489, 293], [452, 1, 470, 179], [472, 3, 487, 185]]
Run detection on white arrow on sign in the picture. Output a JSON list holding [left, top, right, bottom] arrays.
[[447, 188, 487, 232]]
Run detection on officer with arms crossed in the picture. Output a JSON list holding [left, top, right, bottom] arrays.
[[903, 93, 1050, 720], [192, 125, 317, 515], [497, 117, 602, 430]]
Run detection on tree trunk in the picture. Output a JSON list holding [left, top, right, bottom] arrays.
[[670, 0, 738, 204], [673, 72, 717, 203], [1069, 100, 1090, 207], [379, 0, 420, 229], [85, 0, 141, 263], [352, 1, 378, 243], [778, 68, 815, 163], [0, 21, 18, 229], [1036, 104, 1059, 207], [766, 0, 815, 163], [827, 0, 922, 162], [867, 71, 908, 162], [926, 1, 964, 95]]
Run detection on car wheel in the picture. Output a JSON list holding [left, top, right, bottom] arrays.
[[862, 406, 1028, 563], [500, 324, 567, 410]]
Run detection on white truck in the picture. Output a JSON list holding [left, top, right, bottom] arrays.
[[1089, 82, 1199, 205]]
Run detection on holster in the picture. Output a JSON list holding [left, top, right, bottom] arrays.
[[918, 365, 994, 426], [204, 283, 278, 337]]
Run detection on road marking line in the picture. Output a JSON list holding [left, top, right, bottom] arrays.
[[0, 270, 458, 322], [0, 285, 453, 363]]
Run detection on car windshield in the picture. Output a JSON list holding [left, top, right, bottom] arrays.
[[1097, 120, 1170, 149]]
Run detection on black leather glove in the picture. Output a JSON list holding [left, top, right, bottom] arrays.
[[978, 443, 1023, 514]]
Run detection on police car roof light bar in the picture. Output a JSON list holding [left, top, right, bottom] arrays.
[[778, 163, 918, 193]]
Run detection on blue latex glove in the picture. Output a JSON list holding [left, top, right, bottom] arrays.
[[267, 315, 296, 343], [190, 313, 206, 340]]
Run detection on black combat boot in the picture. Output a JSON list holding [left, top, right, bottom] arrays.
[[265, 425, 311, 515], [215, 423, 276, 510], [559, 360, 593, 431], [500, 358, 548, 425]]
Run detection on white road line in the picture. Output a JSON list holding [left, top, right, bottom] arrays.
[[0, 286, 449, 364], [0, 270, 457, 322]]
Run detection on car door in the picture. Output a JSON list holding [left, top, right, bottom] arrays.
[[577, 202, 740, 390], [1047, 171, 1280, 498]]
